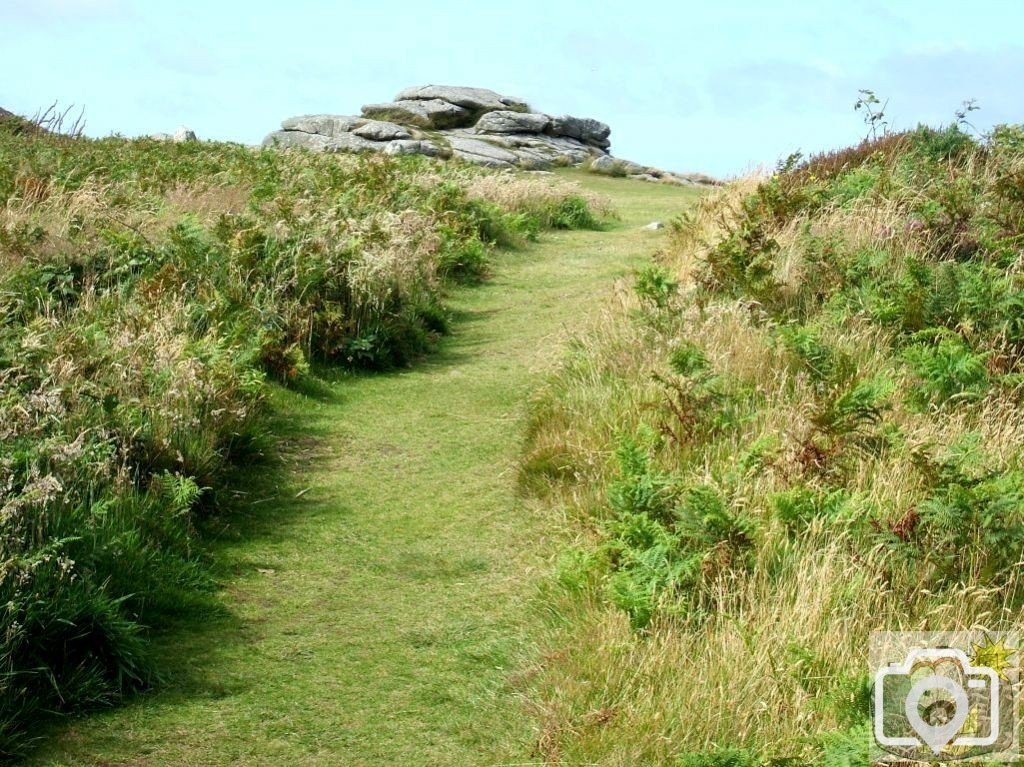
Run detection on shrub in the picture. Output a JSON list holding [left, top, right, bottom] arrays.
[[552, 195, 602, 229], [907, 123, 976, 164], [699, 222, 780, 304]]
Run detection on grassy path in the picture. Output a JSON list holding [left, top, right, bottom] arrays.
[[30, 173, 700, 767]]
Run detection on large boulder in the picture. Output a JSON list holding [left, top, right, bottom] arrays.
[[262, 130, 379, 154], [475, 110, 551, 135], [589, 155, 618, 172], [395, 85, 528, 113], [262, 130, 334, 151], [320, 133, 383, 154], [446, 136, 521, 168], [281, 114, 365, 136], [352, 120, 411, 141], [151, 126, 199, 142], [548, 115, 612, 148], [490, 133, 599, 165], [383, 139, 445, 158], [361, 99, 469, 129]]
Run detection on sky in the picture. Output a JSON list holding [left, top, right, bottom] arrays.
[[2, 0, 1022, 178]]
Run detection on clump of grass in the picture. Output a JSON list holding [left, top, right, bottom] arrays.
[[462, 171, 614, 233], [521, 121, 1024, 764], [0, 127, 608, 758]]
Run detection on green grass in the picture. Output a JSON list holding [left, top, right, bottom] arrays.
[[25, 172, 700, 766]]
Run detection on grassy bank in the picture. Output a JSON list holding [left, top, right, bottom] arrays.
[[24, 172, 699, 765], [0, 125, 607, 758], [523, 125, 1024, 764]]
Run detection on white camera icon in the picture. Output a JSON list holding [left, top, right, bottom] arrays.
[[874, 647, 1000, 754]]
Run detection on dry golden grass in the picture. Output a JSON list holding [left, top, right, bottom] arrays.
[[463, 170, 615, 220], [163, 181, 250, 223], [345, 209, 443, 310]]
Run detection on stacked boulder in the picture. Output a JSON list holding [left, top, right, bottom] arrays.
[[262, 85, 613, 170], [262, 85, 717, 185]]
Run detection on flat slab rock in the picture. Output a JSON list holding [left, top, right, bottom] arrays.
[[446, 136, 522, 168], [352, 120, 411, 141], [361, 99, 469, 129], [475, 110, 551, 134], [472, 132, 595, 165], [280, 114, 366, 137], [395, 85, 528, 113], [383, 139, 445, 158], [262, 130, 379, 154]]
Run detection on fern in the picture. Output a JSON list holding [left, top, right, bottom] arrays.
[[918, 470, 1024, 581], [158, 472, 203, 514], [608, 438, 676, 522], [676, 485, 755, 552], [778, 324, 854, 386], [635, 265, 679, 309], [772, 486, 849, 533], [904, 330, 989, 407], [669, 340, 711, 377], [604, 512, 698, 629], [818, 723, 871, 767], [811, 376, 892, 449]]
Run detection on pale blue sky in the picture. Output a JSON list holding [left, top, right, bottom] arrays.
[[2, 0, 1021, 177]]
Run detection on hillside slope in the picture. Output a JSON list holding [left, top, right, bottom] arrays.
[[521, 125, 1024, 765], [27, 173, 701, 765]]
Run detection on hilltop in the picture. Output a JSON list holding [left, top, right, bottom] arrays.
[[262, 84, 716, 186], [0, 106, 40, 135]]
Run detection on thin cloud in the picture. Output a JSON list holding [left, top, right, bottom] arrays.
[[705, 60, 854, 114], [150, 41, 223, 77], [3, 0, 128, 22], [869, 45, 1024, 129]]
